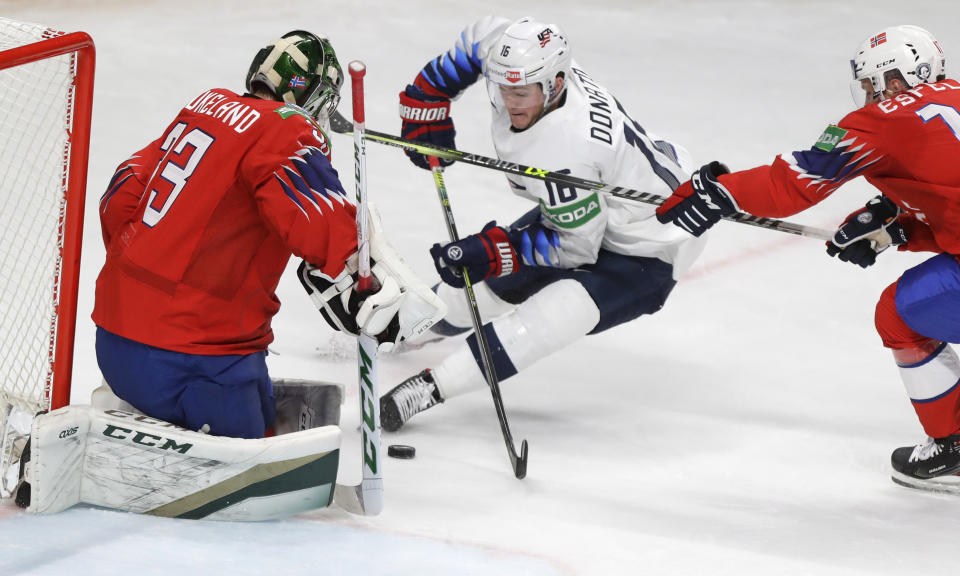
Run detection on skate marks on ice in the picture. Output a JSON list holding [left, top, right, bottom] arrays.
[[0, 503, 568, 576]]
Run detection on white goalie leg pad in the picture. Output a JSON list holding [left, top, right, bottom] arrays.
[[433, 281, 515, 332], [434, 279, 600, 399], [27, 405, 341, 521]]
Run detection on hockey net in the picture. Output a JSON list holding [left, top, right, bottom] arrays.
[[0, 17, 94, 420]]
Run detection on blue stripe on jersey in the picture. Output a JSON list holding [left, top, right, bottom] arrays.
[[282, 166, 324, 213], [614, 98, 682, 191], [274, 172, 308, 216], [100, 169, 134, 213], [103, 163, 133, 197], [792, 147, 858, 181], [654, 140, 679, 165], [535, 228, 560, 266], [519, 232, 536, 266], [290, 157, 332, 203], [789, 137, 882, 190], [420, 41, 483, 98]]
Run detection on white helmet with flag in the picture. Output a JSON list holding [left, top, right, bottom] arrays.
[[850, 25, 945, 107], [484, 17, 571, 111]]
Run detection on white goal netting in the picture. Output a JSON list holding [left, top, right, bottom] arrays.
[[0, 17, 76, 416]]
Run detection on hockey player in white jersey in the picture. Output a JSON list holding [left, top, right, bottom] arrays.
[[380, 16, 706, 431]]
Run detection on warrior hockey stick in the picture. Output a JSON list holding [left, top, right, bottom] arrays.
[[328, 111, 832, 242], [333, 61, 384, 516], [427, 156, 529, 479]]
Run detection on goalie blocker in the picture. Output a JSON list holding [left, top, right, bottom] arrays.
[[13, 379, 346, 520]]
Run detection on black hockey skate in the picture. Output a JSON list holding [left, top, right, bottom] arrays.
[[380, 369, 443, 432], [891, 434, 960, 493]]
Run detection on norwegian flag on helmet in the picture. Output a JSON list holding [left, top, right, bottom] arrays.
[[870, 33, 887, 48]]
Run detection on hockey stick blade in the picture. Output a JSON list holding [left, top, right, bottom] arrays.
[[513, 439, 529, 479], [333, 482, 371, 514], [328, 111, 832, 241]]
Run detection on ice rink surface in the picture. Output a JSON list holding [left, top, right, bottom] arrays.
[[1, 1, 959, 574]]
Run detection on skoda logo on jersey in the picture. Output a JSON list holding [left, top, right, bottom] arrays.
[[446, 246, 463, 261], [917, 62, 932, 81]]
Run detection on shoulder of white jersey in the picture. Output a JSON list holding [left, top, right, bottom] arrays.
[[561, 63, 624, 151], [467, 16, 513, 65], [566, 66, 689, 190]]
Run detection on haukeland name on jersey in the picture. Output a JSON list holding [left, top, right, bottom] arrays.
[[185, 90, 261, 133]]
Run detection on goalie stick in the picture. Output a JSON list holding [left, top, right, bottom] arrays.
[[428, 156, 528, 479], [328, 111, 833, 242], [333, 61, 384, 516]]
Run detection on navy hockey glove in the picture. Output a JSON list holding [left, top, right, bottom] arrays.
[[655, 161, 738, 237], [399, 84, 455, 170], [826, 195, 907, 268], [430, 222, 519, 288]]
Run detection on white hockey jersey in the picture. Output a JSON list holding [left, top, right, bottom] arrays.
[[419, 17, 706, 278]]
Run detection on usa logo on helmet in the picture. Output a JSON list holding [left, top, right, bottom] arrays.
[[538, 28, 553, 48]]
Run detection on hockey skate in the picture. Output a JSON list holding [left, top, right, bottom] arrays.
[[380, 370, 443, 432], [890, 435, 960, 494]]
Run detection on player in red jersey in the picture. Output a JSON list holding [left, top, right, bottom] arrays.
[[92, 31, 444, 438], [656, 25, 960, 491]]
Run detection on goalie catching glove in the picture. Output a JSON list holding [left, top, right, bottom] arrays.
[[299, 205, 447, 351], [826, 195, 907, 268]]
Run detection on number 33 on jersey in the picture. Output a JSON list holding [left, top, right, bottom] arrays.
[[93, 88, 357, 355]]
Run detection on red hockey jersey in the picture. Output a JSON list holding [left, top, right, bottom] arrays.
[[93, 89, 357, 355], [720, 79, 960, 255]]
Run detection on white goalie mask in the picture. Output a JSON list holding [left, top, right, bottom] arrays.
[[849, 25, 945, 108], [483, 17, 571, 113]]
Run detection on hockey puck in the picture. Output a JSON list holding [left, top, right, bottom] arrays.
[[387, 444, 416, 459]]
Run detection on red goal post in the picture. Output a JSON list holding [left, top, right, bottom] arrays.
[[0, 18, 94, 415]]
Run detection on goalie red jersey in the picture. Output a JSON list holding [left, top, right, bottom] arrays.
[[720, 79, 960, 255], [93, 88, 358, 355]]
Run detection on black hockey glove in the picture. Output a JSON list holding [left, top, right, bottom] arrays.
[[826, 195, 907, 268], [655, 161, 738, 237]]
